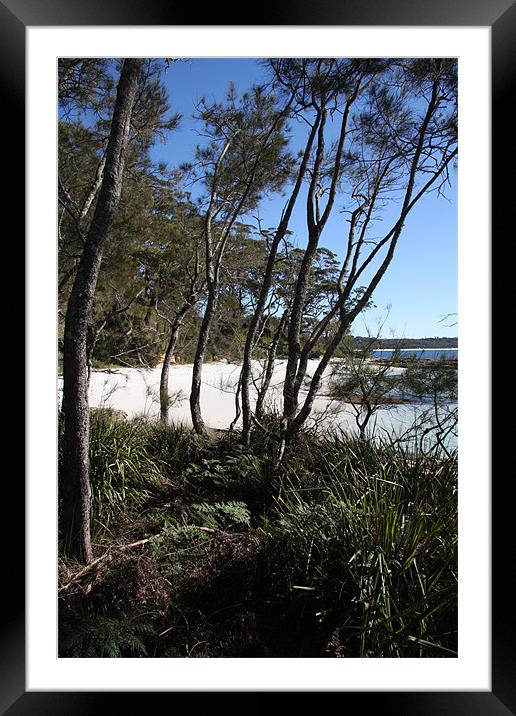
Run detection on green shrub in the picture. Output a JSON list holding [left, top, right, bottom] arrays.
[[59, 613, 155, 657], [180, 444, 263, 493], [142, 421, 207, 478], [265, 434, 458, 657], [60, 416, 458, 658], [88, 412, 167, 534], [189, 501, 251, 530], [148, 520, 211, 580]]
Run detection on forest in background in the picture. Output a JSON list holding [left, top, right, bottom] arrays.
[[58, 58, 458, 658]]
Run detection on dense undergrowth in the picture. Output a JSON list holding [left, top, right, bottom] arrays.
[[58, 409, 458, 658]]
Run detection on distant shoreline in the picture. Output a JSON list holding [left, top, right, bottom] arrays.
[[353, 338, 458, 350]]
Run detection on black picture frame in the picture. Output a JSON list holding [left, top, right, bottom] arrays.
[[3, 0, 510, 712]]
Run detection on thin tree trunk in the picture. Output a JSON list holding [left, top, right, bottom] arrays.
[[60, 59, 142, 564], [285, 82, 453, 448], [281, 227, 321, 428], [229, 373, 242, 432], [79, 154, 107, 224], [190, 288, 217, 436], [159, 322, 180, 423], [254, 309, 288, 424], [280, 106, 330, 445], [189, 134, 232, 437], [275, 77, 366, 462], [159, 304, 191, 423], [240, 117, 320, 444], [190, 93, 292, 437]]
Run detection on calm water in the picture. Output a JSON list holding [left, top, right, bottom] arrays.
[[372, 348, 458, 361]]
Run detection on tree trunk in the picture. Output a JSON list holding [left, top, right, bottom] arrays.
[[60, 59, 142, 564], [280, 76, 450, 452], [229, 373, 242, 432], [240, 117, 320, 444], [281, 228, 321, 429], [190, 288, 217, 436], [159, 318, 182, 423], [254, 309, 288, 424], [280, 108, 331, 442]]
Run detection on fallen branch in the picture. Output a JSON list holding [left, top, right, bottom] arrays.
[[58, 523, 241, 595], [59, 538, 151, 593], [194, 526, 233, 536]]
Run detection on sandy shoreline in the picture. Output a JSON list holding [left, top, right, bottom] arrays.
[[58, 360, 341, 428], [57, 359, 455, 442]]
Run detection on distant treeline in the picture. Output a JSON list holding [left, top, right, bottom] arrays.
[[352, 336, 458, 349]]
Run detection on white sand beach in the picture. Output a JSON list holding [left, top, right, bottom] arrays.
[[57, 359, 454, 443]]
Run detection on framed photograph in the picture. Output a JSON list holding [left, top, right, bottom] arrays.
[[3, 0, 509, 711]]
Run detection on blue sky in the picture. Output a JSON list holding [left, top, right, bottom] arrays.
[[149, 58, 458, 339]]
